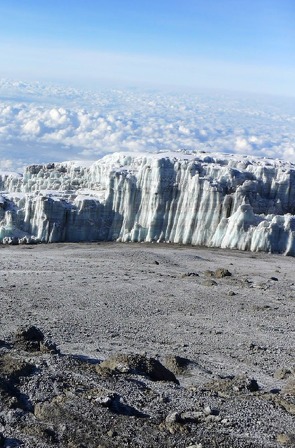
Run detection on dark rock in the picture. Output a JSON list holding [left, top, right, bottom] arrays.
[[14, 326, 44, 351], [270, 388, 281, 394], [236, 376, 259, 392], [249, 342, 267, 352], [42, 427, 59, 444], [203, 405, 219, 416], [214, 268, 232, 278], [107, 429, 117, 437], [165, 411, 180, 424], [96, 353, 179, 384], [0, 355, 35, 379], [166, 411, 203, 425], [0, 358, 35, 411], [26, 164, 43, 175], [106, 393, 148, 417], [204, 269, 232, 279], [183, 272, 199, 277], [179, 411, 203, 423], [202, 279, 217, 286], [40, 339, 59, 354], [57, 165, 67, 173], [34, 397, 65, 420], [163, 355, 192, 375], [204, 374, 259, 394], [274, 367, 293, 380], [15, 325, 44, 342]]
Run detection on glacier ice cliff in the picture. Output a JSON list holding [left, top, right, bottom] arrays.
[[1, 151, 295, 255]]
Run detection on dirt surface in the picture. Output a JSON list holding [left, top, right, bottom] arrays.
[[0, 243, 294, 447]]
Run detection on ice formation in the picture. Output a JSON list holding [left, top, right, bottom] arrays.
[[1, 151, 295, 255]]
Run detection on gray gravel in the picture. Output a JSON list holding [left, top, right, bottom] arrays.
[[0, 243, 294, 447]]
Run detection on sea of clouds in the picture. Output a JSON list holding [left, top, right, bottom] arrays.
[[0, 79, 294, 172]]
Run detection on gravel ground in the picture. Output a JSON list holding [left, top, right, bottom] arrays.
[[0, 243, 294, 447]]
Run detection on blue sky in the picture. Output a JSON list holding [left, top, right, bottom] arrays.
[[0, 0, 294, 95]]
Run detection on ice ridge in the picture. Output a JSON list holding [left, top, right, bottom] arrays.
[[1, 151, 295, 255]]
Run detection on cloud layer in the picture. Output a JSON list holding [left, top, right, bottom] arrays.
[[0, 79, 295, 172]]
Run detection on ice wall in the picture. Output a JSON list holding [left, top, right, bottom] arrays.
[[1, 151, 295, 255]]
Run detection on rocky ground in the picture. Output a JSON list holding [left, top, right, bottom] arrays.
[[0, 242, 294, 447]]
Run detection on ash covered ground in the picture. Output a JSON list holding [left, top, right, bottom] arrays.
[[0, 243, 294, 447]]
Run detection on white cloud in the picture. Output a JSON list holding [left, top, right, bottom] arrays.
[[235, 137, 253, 153], [0, 79, 295, 171]]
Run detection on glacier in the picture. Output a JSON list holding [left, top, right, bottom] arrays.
[[1, 151, 295, 255]]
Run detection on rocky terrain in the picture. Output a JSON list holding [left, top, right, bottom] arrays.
[[0, 242, 294, 447]]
